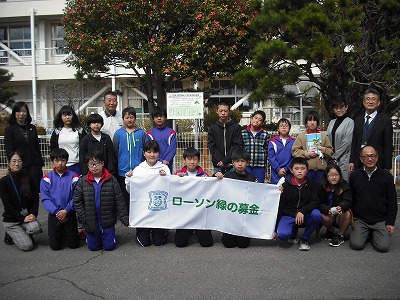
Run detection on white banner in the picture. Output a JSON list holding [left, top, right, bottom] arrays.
[[128, 174, 280, 239]]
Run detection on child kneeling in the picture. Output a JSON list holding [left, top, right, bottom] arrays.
[[74, 151, 129, 251], [275, 157, 322, 251]]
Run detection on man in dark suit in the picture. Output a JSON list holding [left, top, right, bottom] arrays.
[[349, 88, 393, 172]]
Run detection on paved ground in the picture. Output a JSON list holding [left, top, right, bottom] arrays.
[[1, 202, 400, 300]]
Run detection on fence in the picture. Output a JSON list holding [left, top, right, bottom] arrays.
[[0, 130, 399, 182]]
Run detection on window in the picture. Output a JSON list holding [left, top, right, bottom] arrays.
[[52, 24, 67, 55], [0, 25, 33, 57], [9, 26, 31, 56]]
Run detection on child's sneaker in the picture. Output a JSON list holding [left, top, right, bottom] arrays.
[[329, 235, 344, 247], [299, 239, 310, 251], [323, 229, 335, 241], [287, 236, 299, 244]]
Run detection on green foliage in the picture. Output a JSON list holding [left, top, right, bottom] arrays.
[[0, 68, 18, 108], [203, 106, 242, 131], [62, 0, 257, 110], [235, 0, 400, 117]]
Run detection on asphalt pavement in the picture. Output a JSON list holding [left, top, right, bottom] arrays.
[[1, 201, 400, 300]]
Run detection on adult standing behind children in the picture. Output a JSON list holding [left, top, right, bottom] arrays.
[[99, 91, 123, 140], [4, 101, 44, 193], [146, 106, 177, 173], [174, 147, 213, 247], [268, 118, 294, 184], [349, 88, 393, 172], [326, 100, 354, 181], [0, 152, 42, 251], [349, 146, 397, 253], [50, 105, 86, 176], [208, 101, 242, 174], [74, 151, 129, 251], [241, 110, 270, 183], [113, 107, 145, 209], [292, 111, 333, 184], [40, 148, 80, 250], [79, 113, 115, 176]]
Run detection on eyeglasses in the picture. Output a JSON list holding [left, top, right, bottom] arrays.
[[88, 161, 103, 168], [360, 154, 378, 159], [327, 174, 339, 178], [10, 159, 22, 164]]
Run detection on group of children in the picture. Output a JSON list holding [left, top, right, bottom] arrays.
[[31, 99, 344, 252]]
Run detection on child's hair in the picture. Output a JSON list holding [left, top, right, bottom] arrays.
[[6, 151, 31, 198], [151, 106, 167, 119], [53, 105, 81, 130], [183, 147, 200, 159], [217, 101, 231, 110], [122, 107, 137, 118], [251, 110, 266, 123], [290, 157, 309, 169], [304, 110, 320, 126], [8, 102, 32, 125], [50, 148, 69, 162], [86, 113, 104, 127], [85, 151, 105, 163], [277, 118, 291, 130], [143, 140, 160, 153], [231, 148, 251, 161], [321, 164, 344, 196]]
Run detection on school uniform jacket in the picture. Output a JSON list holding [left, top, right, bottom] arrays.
[[276, 176, 319, 226]]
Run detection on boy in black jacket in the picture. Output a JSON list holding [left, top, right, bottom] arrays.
[[275, 157, 322, 251], [207, 101, 242, 174], [215, 148, 257, 248]]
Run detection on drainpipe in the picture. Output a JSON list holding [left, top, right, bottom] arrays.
[[30, 8, 37, 121]]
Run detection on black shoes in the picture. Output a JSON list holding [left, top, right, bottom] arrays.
[[4, 232, 13, 245]]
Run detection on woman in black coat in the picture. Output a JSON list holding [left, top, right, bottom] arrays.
[[4, 102, 44, 193]]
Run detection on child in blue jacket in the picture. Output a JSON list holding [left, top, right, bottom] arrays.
[[268, 118, 294, 184], [146, 106, 176, 173], [41, 148, 80, 250]]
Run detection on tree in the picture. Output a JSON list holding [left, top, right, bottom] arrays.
[[0, 68, 17, 108], [234, 0, 400, 118], [62, 0, 257, 111]]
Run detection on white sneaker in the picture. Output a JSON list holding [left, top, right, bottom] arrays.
[[288, 237, 299, 244], [299, 239, 310, 251]]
